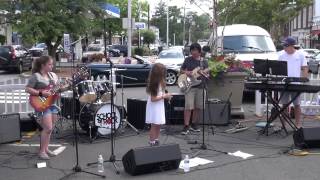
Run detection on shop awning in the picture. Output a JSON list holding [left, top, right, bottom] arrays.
[[311, 30, 320, 35]]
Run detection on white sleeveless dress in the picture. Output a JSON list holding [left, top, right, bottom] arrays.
[[145, 87, 166, 125]]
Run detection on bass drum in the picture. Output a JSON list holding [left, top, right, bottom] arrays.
[[78, 103, 121, 136], [94, 104, 121, 136]]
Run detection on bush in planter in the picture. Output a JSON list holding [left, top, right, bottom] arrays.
[[208, 54, 252, 78], [134, 47, 144, 56]]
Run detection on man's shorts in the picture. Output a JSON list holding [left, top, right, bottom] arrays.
[[185, 88, 206, 110], [279, 92, 301, 106]]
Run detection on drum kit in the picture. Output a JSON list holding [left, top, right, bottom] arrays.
[[59, 76, 123, 140]]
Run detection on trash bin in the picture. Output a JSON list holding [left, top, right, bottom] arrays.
[[308, 60, 319, 74]]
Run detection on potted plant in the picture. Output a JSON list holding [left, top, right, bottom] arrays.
[[207, 54, 252, 117]]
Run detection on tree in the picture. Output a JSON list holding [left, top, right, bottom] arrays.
[[141, 29, 155, 48], [217, 0, 313, 42], [0, 0, 108, 69]]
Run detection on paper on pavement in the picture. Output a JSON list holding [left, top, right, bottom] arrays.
[[179, 157, 214, 169], [228, 151, 254, 159]]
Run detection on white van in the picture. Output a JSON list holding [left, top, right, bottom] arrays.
[[210, 24, 278, 68]]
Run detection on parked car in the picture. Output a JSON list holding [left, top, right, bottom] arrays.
[[86, 55, 180, 86], [303, 48, 320, 58], [29, 43, 47, 57], [111, 45, 128, 56], [82, 45, 120, 62], [0, 45, 33, 73], [29, 43, 64, 59], [155, 49, 185, 85]]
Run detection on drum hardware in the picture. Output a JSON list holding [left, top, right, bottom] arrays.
[[118, 74, 139, 134], [76, 80, 97, 103]]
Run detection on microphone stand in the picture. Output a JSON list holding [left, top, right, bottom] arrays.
[[191, 60, 208, 150], [87, 57, 121, 175], [63, 45, 105, 179]]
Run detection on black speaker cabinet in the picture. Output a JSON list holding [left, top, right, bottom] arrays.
[[122, 144, 182, 175], [127, 98, 147, 130], [165, 94, 185, 124], [0, 113, 21, 144], [200, 99, 231, 125], [293, 127, 320, 148]]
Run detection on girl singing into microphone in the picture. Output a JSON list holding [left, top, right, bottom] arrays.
[[145, 63, 172, 146]]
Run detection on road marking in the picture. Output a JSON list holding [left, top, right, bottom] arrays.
[[9, 143, 63, 147]]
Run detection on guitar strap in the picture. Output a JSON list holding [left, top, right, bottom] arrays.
[[47, 72, 55, 85]]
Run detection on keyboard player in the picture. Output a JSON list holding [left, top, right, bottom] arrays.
[[278, 37, 308, 128]]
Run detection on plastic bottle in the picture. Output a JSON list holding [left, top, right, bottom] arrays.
[[183, 155, 190, 173], [97, 155, 104, 173]]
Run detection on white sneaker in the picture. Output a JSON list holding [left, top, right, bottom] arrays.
[[39, 152, 50, 160]]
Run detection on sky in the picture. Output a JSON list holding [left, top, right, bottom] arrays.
[[146, 0, 213, 17]]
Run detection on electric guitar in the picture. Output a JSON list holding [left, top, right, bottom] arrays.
[[177, 67, 210, 93], [29, 67, 89, 112]]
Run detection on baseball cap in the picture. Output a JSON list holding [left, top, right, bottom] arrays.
[[282, 37, 296, 47]]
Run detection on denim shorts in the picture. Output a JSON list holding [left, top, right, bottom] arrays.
[[36, 105, 60, 118]]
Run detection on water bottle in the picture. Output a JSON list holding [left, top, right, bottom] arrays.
[[97, 155, 104, 173], [183, 155, 190, 173]]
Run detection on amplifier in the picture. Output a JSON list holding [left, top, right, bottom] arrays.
[[201, 99, 231, 126], [165, 94, 184, 124], [293, 127, 320, 148], [0, 113, 21, 144], [127, 98, 147, 130]]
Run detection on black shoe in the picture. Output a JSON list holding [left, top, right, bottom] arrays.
[[190, 123, 200, 132], [181, 126, 190, 135]]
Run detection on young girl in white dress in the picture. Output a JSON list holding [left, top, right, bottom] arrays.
[[146, 63, 172, 146]]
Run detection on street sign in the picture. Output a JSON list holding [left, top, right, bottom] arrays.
[[122, 18, 135, 29], [135, 22, 146, 30], [99, 3, 120, 18], [63, 34, 70, 54]]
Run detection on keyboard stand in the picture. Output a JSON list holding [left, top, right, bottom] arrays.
[[261, 88, 299, 136]]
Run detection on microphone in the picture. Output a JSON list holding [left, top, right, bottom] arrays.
[[187, 140, 198, 144]]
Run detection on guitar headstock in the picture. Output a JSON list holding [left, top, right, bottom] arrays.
[[72, 66, 89, 84]]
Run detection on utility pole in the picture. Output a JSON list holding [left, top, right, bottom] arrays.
[[212, 0, 218, 55], [128, 0, 132, 57], [183, 0, 186, 46], [166, 5, 169, 47], [148, 4, 150, 30]]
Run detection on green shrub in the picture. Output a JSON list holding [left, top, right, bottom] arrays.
[[134, 47, 144, 56]]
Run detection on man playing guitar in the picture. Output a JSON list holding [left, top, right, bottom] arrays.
[[180, 42, 209, 135]]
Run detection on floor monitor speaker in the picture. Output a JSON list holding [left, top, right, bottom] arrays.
[[293, 127, 320, 148], [122, 144, 181, 175]]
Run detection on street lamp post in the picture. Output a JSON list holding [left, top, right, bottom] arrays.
[[127, 0, 132, 57], [166, 5, 169, 47]]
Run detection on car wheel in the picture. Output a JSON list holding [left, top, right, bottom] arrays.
[[166, 70, 177, 85], [17, 63, 23, 73]]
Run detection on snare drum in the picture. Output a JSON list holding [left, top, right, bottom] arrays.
[[95, 82, 115, 102], [76, 80, 97, 103]]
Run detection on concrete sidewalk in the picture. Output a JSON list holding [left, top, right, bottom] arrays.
[[1, 103, 320, 180]]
